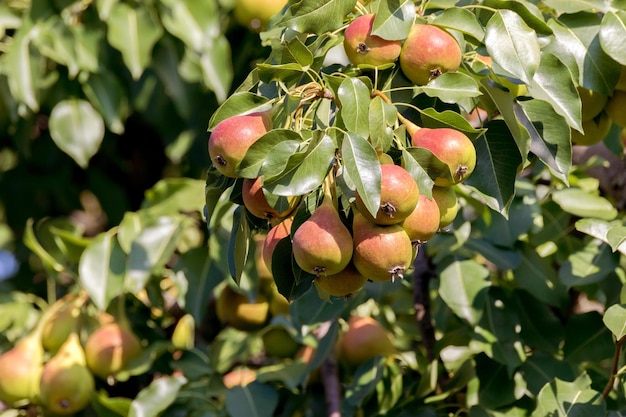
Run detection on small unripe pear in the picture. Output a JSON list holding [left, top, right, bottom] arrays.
[[292, 197, 354, 276], [578, 86, 608, 122], [431, 186, 458, 228], [605, 90, 626, 127], [355, 164, 419, 225], [343, 14, 402, 67], [84, 322, 142, 379], [262, 326, 301, 358], [0, 332, 44, 405], [39, 332, 95, 415], [571, 112, 612, 146], [400, 24, 462, 85], [352, 213, 413, 282], [41, 297, 82, 354], [339, 316, 396, 366], [215, 285, 270, 331], [172, 314, 196, 350], [208, 112, 272, 178], [411, 127, 476, 186]]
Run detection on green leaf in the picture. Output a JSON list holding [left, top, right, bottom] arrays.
[[520, 353, 577, 396], [368, 95, 396, 152], [208, 93, 271, 130], [552, 188, 618, 220], [482, 0, 552, 35], [527, 53, 582, 132], [78, 231, 126, 311], [516, 99, 571, 184], [559, 239, 618, 288], [291, 285, 346, 327], [600, 11, 626, 66], [228, 206, 249, 285], [485, 10, 540, 85], [125, 216, 183, 293], [48, 99, 105, 169], [344, 357, 386, 408], [277, 0, 357, 34], [549, 13, 621, 94], [532, 373, 606, 417], [603, 304, 626, 340], [225, 382, 279, 417], [438, 260, 491, 325], [575, 218, 626, 254], [264, 131, 336, 196], [81, 70, 129, 135], [370, 0, 415, 41], [400, 149, 435, 197], [606, 225, 626, 255], [512, 290, 565, 353], [563, 311, 614, 363], [542, 0, 616, 15], [420, 72, 482, 104], [464, 121, 521, 216], [432, 7, 485, 41], [338, 77, 371, 139], [23, 218, 64, 273], [341, 132, 380, 219], [129, 376, 187, 417], [474, 354, 520, 409], [3, 20, 42, 112], [239, 129, 304, 179], [106, 3, 164, 80], [141, 178, 206, 216], [513, 247, 568, 308]]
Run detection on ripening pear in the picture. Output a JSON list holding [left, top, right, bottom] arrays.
[[401, 193, 441, 243], [84, 321, 142, 379], [314, 262, 368, 297], [233, 0, 287, 32], [355, 164, 419, 225], [411, 127, 476, 186], [242, 176, 299, 220], [432, 186, 458, 228], [292, 197, 354, 276], [0, 332, 44, 405], [208, 112, 272, 178], [262, 217, 293, 273], [339, 316, 396, 366], [399, 24, 462, 85], [352, 213, 413, 282], [262, 326, 302, 359], [571, 112, 612, 146], [605, 90, 626, 127], [39, 332, 95, 415], [41, 296, 82, 353], [343, 14, 402, 67], [578, 86, 608, 122], [215, 285, 270, 331]]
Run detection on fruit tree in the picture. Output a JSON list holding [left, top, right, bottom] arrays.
[[2, 0, 626, 416]]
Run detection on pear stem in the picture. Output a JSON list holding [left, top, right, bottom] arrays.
[[322, 172, 337, 209], [372, 89, 421, 136]]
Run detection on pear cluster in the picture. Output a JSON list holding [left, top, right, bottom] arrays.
[[571, 68, 626, 146], [0, 294, 142, 414], [343, 14, 462, 85]]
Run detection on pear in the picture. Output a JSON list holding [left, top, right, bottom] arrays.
[[262, 217, 293, 272], [292, 197, 353, 276], [41, 295, 83, 353], [172, 314, 195, 350], [411, 127, 476, 186], [343, 14, 402, 67], [399, 24, 462, 85], [339, 316, 396, 367], [208, 112, 272, 178], [314, 262, 368, 297], [401, 193, 441, 243], [578, 86, 608, 122], [571, 113, 612, 146], [215, 285, 270, 331], [355, 164, 419, 225], [242, 176, 300, 220], [605, 90, 626, 127], [352, 213, 413, 282], [0, 332, 44, 405], [39, 332, 95, 415], [84, 321, 142, 379], [262, 326, 302, 358], [432, 186, 459, 228]]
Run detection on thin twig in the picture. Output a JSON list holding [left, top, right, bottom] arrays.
[[602, 335, 626, 399]]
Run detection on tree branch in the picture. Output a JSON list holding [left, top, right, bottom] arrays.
[[602, 335, 626, 399], [316, 321, 342, 417]]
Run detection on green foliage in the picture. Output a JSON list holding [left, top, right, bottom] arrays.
[[2, 0, 626, 416]]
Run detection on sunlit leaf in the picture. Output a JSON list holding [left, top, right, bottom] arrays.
[[603, 304, 626, 340], [225, 382, 279, 417], [277, 0, 356, 34], [338, 77, 371, 138], [129, 376, 187, 417], [532, 373, 605, 417], [48, 99, 105, 169], [371, 0, 415, 40], [599, 10, 626, 66], [485, 10, 540, 84], [341, 132, 380, 219], [439, 260, 491, 325], [552, 188, 617, 220]]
